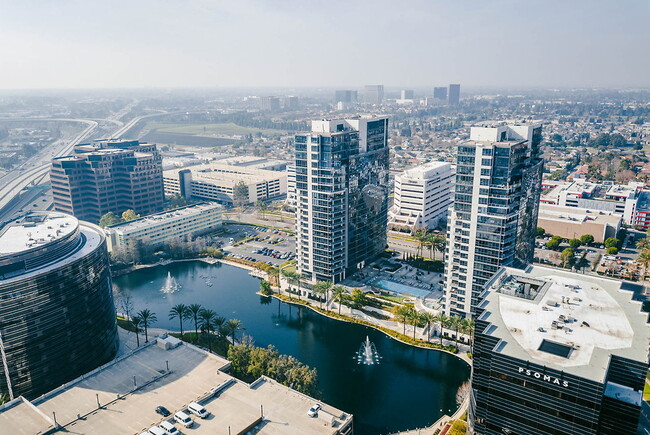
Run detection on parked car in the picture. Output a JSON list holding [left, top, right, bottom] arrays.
[[155, 406, 171, 417], [174, 411, 194, 428], [307, 403, 321, 418], [159, 421, 179, 435]]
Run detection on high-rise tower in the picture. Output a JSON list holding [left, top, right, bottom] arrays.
[[295, 117, 389, 283], [444, 122, 543, 318], [448, 84, 460, 105]]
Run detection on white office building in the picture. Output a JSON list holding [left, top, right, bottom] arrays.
[[444, 122, 544, 318], [104, 202, 223, 252], [389, 161, 453, 232], [163, 163, 287, 205]]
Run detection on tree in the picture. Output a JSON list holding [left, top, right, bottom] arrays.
[[461, 318, 475, 349], [227, 319, 243, 345], [137, 309, 157, 343], [169, 304, 189, 338], [259, 279, 273, 296], [99, 212, 121, 228], [410, 310, 421, 339], [349, 288, 367, 310], [122, 209, 140, 222], [255, 200, 268, 219], [166, 194, 188, 209], [636, 238, 650, 250], [392, 304, 415, 335], [560, 248, 575, 268], [545, 238, 561, 250], [312, 281, 331, 309], [332, 285, 346, 315], [637, 250, 650, 280], [580, 234, 595, 246], [213, 316, 227, 340], [606, 246, 619, 255], [282, 270, 302, 300], [568, 238, 582, 249], [233, 180, 249, 207], [433, 313, 447, 345], [420, 312, 436, 342], [536, 227, 546, 237], [198, 309, 217, 351], [447, 316, 463, 350], [187, 304, 203, 339], [131, 315, 142, 347], [605, 237, 620, 249]]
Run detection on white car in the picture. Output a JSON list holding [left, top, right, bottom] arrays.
[[174, 411, 194, 428], [159, 421, 179, 434], [307, 403, 321, 417], [188, 401, 209, 419]]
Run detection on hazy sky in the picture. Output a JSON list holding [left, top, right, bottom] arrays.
[[1, 0, 648, 89]]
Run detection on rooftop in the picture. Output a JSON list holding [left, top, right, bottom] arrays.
[[164, 163, 286, 186], [399, 161, 452, 180], [478, 265, 649, 382], [0, 212, 77, 256], [537, 203, 622, 225], [104, 202, 222, 233], [0, 339, 350, 435]]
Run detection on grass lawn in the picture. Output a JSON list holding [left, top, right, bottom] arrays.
[[368, 293, 405, 305], [143, 122, 287, 137]]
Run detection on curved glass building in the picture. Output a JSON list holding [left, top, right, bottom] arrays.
[[0, 212, 118, 399]]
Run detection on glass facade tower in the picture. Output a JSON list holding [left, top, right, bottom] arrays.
[[295, 118, 389, 283], [444, 122, 543, 318]]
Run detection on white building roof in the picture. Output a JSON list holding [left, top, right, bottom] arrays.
[[105, 203, 221, 234], [479, 265, 649, 382], [0, 212, 77, 255]]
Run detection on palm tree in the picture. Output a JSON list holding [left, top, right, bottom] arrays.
[[410, 310, 421, 339], [412, 228, 427, 258], [433, 313, 447, 345], [449, 316, 462, 350], [259, 279, 272, 296], [637, 238, 650, 251], [169, 304, 189, 338], [131, 315, 142, 347], [312, 281, 331, 309], [226, 319, 243, 344], [332, 285, 346, 315], [434, 235, 446, 259], [462, 318, 475, 350], [281, 269, 297, 300], [391, 305, 414, 335], [136, 309, 157, 343], [213, 316, 227, 339], [420, 312, 436, 342], [198, 308, 217, 351], [637, 250, 650, 280], [187, 303, 203, 340]]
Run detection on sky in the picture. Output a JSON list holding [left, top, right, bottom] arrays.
[[0, 0, 648, 89]]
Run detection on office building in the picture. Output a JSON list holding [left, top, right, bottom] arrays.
[[389, 161, 453, 232], [0, 211, 118, 400], [444, 122, 543, 318], [0, 338, 352, 434], [295, 117, 389, 283], [537, 203, 621, 243], [448, 83, 461, 105], [433, 87, 448, 100], [541, 180, 647, 227], [284, 95, 299, 110], [469, 265, 649, 435], [260, 96, 280, 112], [104, 202, 223, 252], [363, 85, 384, 105], [163, 163, 287, 205], [286, 164, 297, 207], [400, 89, 414, 100], [334, 90, 358, 103], [51, 139, 164, 224]]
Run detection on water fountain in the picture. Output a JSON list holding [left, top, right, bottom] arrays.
[[356, 336, 381, 365], [161, 271, 181, 294]]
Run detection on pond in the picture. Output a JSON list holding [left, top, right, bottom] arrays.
[[112, 261, 470, 435]]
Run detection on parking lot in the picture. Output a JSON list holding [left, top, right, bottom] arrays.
[[218, 224, 296, 267]]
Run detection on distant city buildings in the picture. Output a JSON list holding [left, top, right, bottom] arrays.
[[334, 90, 358, 104], [295, 117, 389, 283], [363, 85, 384, 105], [0, 212, 118, 399], [50, 139, 164, 224], [433, 86, 448, 100], [448, 84, 461, 105], [400, 89, 414, 100], [259, 96, 280, 112], [104, 202, 223, 252], [389, 161, 453, 232], [444, 122, 543, 318], [163, 163, 287, 206], [470, 265, 649, 435]]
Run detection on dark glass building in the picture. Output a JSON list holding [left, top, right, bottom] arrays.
[[470, 265, 649, 435], [0, 212, 118, 400], [50, 139, 164, 224], [295, 117, 389, 283], [444, 122, 543, 318]]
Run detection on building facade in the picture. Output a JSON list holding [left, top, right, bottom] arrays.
[[104, 202, 222, 252], [363, 85, 384, 105], [433, 86, 448, 100], [537, 203, 621, 243], [470, 265, 649, 435], [295, 117, 389, 283], [334, 90, 358, 103], [389, 161, 453, 232], [0, 212, 118, 399], [163, 163, 287, 205], [444, 122, 543, 318], [50, 139, 164, 224], [448, 83, 461, 105]]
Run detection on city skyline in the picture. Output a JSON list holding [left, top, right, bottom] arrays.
[[0, 0, 649, 89]]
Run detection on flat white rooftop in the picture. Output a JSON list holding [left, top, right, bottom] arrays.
[[398, 161, 452, 181], [164, 163, 286, 186], [105, 202, 221, 233], [479, 266, 649, 382], [0, 212, 77, 255], [0, 340, 350, 435]]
